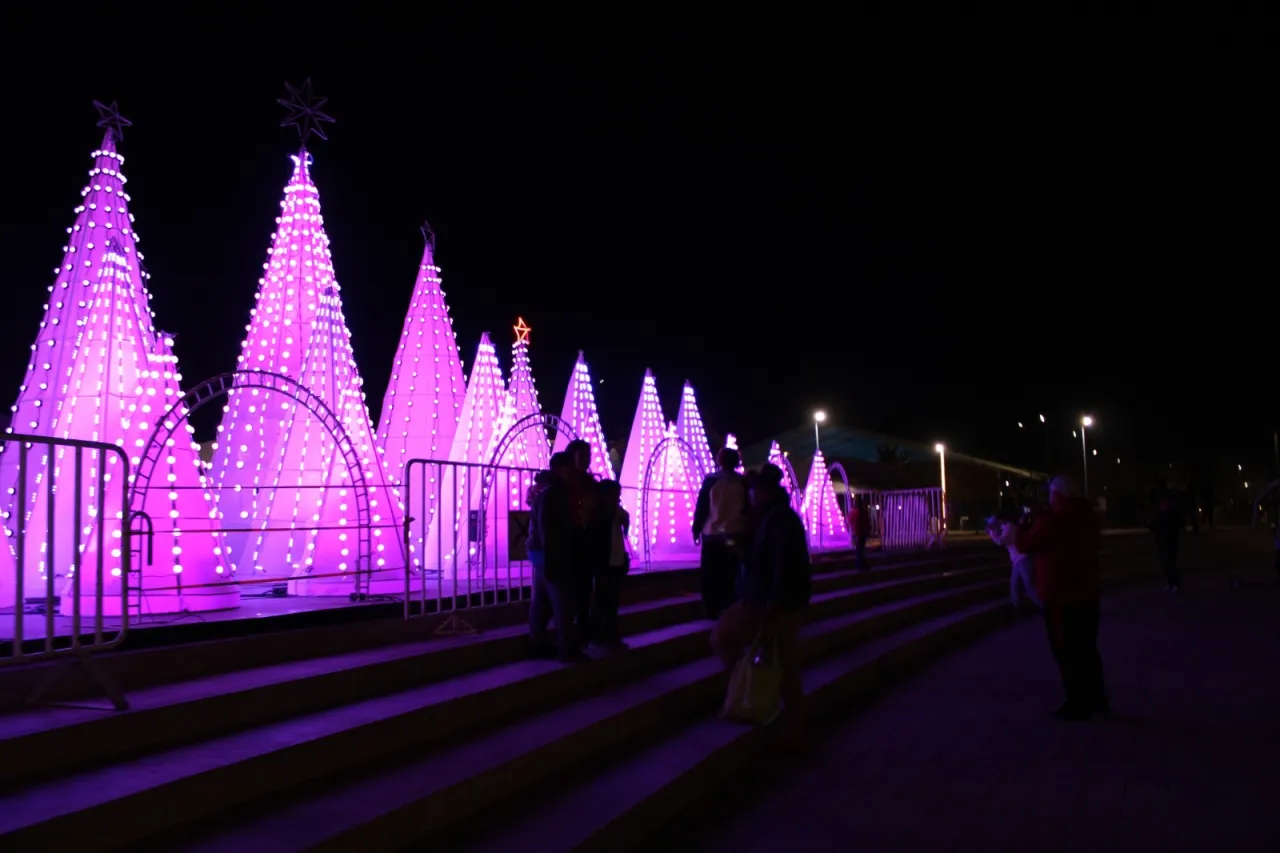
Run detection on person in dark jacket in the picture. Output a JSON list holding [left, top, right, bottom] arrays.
[[711, 463, 812, 741], [692, 447, 750, 618], [1016, 475, 1108, 721], [1149, 480, 1184, 592], [563, 439, 599, 646], [527, 453, 588, 664], [847, 493, 872, 572]]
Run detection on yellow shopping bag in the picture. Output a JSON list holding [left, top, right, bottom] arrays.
[[721, 637, 782, 726]]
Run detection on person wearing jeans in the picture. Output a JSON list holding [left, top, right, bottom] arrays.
[[988, 512, 1040, 611], [528, 453, 588, 664], [588, 479, 631, 650]]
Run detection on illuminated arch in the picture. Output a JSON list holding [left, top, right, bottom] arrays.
[[640, 435, 707, 568], [487, 412, 578, 469], [827, 461, 854, 549], [777, 453, 805, 514], [129, 370, 374, 593]]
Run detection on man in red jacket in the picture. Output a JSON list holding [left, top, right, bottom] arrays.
[[1016, 476, 1108, 721]]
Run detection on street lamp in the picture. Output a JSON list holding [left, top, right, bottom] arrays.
[[1080, 416, 1093, 496], [813, 410, 827, 452], [935, 443, 947, 532]]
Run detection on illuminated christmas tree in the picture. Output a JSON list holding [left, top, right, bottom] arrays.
[[418, 333, 505, 574], [553, 350, 614, 480], [374, 226, 464, 575], [724, 433, 745, 474], [214, 83, 403, 594], [491, 318, 551, 506], [375, 223, 465, 481], [801, 449, 848, 550], [617, 370, 666, 551], [0, 103, 236, 616], [675, 381, 715, 477]]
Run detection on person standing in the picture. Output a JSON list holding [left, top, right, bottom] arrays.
[[988, 510, 1040, 612], [847, 493, 872, 572], [711, 464, 812, 744], [1016, 475, 1107, 721], [563, 439, 599, 646], [527, 453, 588, 664], [692, 447, 750, 619], [588, 479, 631, 650]]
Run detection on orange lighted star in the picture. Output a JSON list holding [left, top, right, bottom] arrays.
[[514, 317, 532, 345]]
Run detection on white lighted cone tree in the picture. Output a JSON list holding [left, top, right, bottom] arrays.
[[213, 149, 403, 594], [767, 441, 800, 498], [675, 381, 715, 477], [418, 333, 506, 575], [617, 371, 665, 551], [801, 449, 849, 550], [374, 228, 465, 574], [554, 351, 614, 480], [0, 107, 236, 616]]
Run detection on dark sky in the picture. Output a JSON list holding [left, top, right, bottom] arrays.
[[1, 20, 1275, 473]]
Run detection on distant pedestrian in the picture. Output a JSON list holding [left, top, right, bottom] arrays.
[[847, 493, 872, 572], [693, 447, 750, 619], [1149, 480, 1184, 593], [1016, 475, 1108, 722], [988, 509, 1039, 612]]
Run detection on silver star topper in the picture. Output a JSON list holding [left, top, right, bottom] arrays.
[[93, 100, 132, 144], [279, 78, 335, 144]]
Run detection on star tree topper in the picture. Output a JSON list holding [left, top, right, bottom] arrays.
[[93, 100, 132, 143], [514, 317, 532, 345], [279, 78, 335, 144], [421, 220, 436, 251]]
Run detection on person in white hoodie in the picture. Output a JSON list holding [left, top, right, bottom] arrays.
[[988, 510, 1040, 612]]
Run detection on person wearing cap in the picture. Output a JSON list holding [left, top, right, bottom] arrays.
[[1016, 475, 1108, 721]]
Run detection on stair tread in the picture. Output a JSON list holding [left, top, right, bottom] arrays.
[[172, 585, 1002, 852], [0, 616, 711, 834], [455, 600, 1008, 853], [0, 561, 983, 744]]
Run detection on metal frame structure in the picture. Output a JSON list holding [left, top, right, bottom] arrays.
[[639, 435, 707, 570], [2, 434, 132, 709], [130, 370, 375, 596], [824, 460, 855, 551]]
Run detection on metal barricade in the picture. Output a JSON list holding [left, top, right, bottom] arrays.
[[402, 458, 542, 632], [1, 433, 132, 708], [874, 487, 944, 552]]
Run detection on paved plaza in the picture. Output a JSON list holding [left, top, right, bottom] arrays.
[[683, 540, 1280, 852]]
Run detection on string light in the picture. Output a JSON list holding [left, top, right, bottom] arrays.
[[555, 351, 614, 480], [618, 370, 664, 551], [767, 441, 799, 498], [494, 318, 551, 508], [212, 149, 403, 592], [0, 126, 233, 615], [801, 449, 848, 548], [723, 433, 745, 474], [616, 371, 696, 556]]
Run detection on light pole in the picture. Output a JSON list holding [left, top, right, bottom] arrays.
[[813, 410, 827, 453], [1080, 416, 1093, 496], [934, 442, 947, 533]]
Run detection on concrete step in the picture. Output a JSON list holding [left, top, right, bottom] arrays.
[[0, 557, 1000, 788], [452, 600, 1013, 853], [158, 581, 1005, 853]]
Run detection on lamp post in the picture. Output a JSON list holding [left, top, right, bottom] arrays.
[[813, 410, 827, 453], [934, 442, 947, 533], [1080, 416, 1093, 496]]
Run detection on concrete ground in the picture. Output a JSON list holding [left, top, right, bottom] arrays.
[[680, 543, 1280, 852]]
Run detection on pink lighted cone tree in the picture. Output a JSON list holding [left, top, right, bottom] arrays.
[[374, 230, 465, 574], [675, 381, 715, 477], [767, 441, 800, 498], [213, 151, 403, 594], [554, 351, 614, 480], [417, 333, 506, 574], [801, 449, 849, 550], [617, 371, 667, 552], [491, 318, 551, 506], [0, 111, 236, 616]]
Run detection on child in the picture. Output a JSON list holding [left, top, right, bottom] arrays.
[[988, 510, 1040, 612], [589, 479, 631, 650]]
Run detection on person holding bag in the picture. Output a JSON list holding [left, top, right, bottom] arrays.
[[713, 463, 812, 743]]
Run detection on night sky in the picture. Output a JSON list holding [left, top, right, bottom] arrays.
[[2, 22, 1274, 474]]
